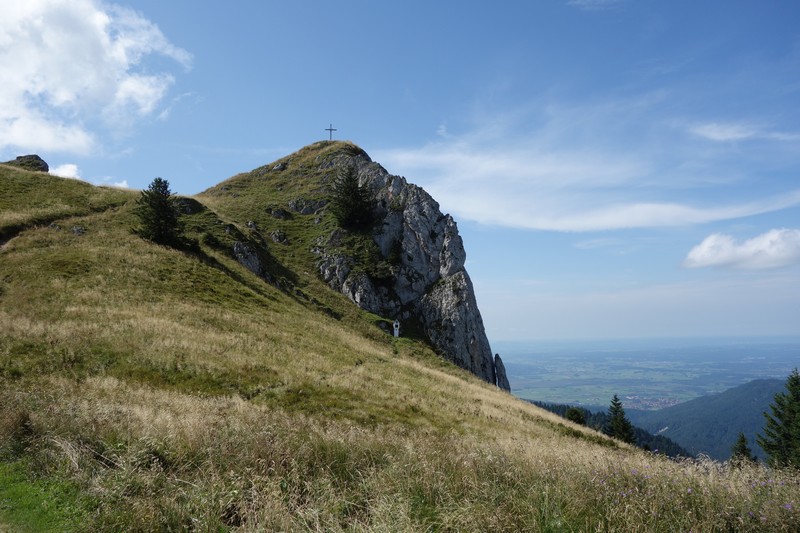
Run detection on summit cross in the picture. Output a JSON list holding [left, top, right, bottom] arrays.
[[325, 124, 337, 140]]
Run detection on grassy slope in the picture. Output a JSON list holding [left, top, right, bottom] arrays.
[[1, 147, 798, 532]]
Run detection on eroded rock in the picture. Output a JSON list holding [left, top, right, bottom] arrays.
[[312, 148, 510, 391], [5, 154, 49, 172]]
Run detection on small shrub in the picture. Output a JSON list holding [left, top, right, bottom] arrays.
[[566, 407, 587, 425]]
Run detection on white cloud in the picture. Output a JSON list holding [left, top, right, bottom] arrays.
[[690, 122, 758, 142], [49, 164, 129, 188], [50, 163, 81, 179], [0, 0, 190, 154], [375, 102, 800, 231], [407, 139, 800, 230], [683, 229, 800, 270], [689, 121, 800, 143]]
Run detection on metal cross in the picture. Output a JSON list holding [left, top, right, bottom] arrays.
[[325, 123, 337, 140]]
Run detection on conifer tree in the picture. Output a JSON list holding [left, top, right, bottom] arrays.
[[134, 177, 182, 246], [730, 432, 756, 465], [565, 406, 586, 426], [603, 394, 636, 445], [758, 368, 800, 468], [329, 165, 373, 229]]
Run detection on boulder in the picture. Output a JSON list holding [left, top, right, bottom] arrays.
[[5, 155, 49, 172], [270, 230, 289, 244]]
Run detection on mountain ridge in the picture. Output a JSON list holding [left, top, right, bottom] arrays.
[[627, 378, 784, 461], [1, 145, 797, 530], [197, 141, 508, 389]]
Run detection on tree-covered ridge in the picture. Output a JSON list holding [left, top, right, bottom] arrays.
[[627, 378, 785, 461], [532, 401, 691, 458]]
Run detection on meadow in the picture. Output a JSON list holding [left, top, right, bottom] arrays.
[[2, 145, 799, 531]]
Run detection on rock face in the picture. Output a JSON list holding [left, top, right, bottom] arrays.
[[313, 147, 510, 391], [233, 242, 263, 277], [4, 154, 49, 172], [495, 354, 510, 392]]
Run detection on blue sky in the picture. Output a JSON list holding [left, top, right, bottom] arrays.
[[2, 1, 799, 341]]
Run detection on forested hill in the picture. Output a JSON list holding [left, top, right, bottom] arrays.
[[627, 379, 784, 461], [531, 401, 691, 458]]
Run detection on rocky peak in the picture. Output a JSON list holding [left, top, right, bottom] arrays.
[[313, 145, 510, 391], [4, 154, 49, 172]]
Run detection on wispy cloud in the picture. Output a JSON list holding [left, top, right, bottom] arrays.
[[376, 100, 800, 232], [683, 229, 800, 270], [689, 121, 800, 143], [567, 0, 626, 11], [573, 237, 626, 250], [689, 122, 759, 142], [0, 1, 191, 155]]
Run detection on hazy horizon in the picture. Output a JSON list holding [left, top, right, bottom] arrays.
[[497, 335, 798, 410]]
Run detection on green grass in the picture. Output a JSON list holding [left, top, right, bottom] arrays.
[[0, 164, 131, 242], [0, 461, 89, 533], [1, 144, 799, 531]]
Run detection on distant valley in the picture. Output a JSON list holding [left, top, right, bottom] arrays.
[[498, 337, 799, 410], [498, 337, 799, 460]]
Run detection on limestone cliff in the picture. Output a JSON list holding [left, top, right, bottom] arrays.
[[313, 146, 510, 391]]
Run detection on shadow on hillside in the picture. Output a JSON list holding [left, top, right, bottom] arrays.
[[171, 196, 345, 320]]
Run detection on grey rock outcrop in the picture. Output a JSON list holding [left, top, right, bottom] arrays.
[[312, 147, 510, 391], [5, 154, 49, 172], [233, 241, 263, 277], [288, 197, 327, 215], [494, 354, 510, 392]]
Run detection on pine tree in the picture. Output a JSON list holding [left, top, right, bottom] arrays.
[[757, 368, 800, 468], [565, 407, 586, 426], [329, 165, 373, 229], [603, 394, 636, 445], [134, 177, 182, 246], [730, 432, 756, 465]]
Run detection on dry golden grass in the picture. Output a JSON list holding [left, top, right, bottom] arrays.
[[2, 149, 799, 531], [4, 373, 798, 532]]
